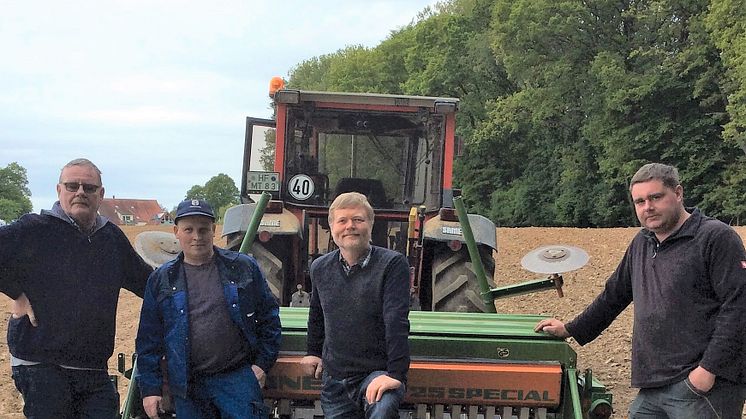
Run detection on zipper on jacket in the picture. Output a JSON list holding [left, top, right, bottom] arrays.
[[67, 215, 94, 243], [652, 242, 658, 258]]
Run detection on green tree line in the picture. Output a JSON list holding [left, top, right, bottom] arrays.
[[0, 162, 33, 222], [185, 173, 240, 222], [284, 0, 746, 227]]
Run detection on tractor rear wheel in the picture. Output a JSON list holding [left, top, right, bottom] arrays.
[[248, 242, 285, 303], [431, 245, 496, 312]]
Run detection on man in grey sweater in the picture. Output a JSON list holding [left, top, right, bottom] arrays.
[[536, 163, 746, 418], [301, 192, 410, 419]]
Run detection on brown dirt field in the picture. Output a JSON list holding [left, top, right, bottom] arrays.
[[1, 224, 744, 418]]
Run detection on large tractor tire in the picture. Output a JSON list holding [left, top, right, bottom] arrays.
[[248, 242, 285, 304], [431, 245, 496, 312]]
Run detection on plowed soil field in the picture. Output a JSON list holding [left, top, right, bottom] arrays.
[[1, 224, 744, 418]]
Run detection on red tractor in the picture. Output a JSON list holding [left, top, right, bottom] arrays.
[[222, 78, 497, 312]]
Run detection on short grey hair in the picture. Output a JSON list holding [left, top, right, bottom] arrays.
[[630, 163, 680, 191], [328, 192, 374, 225], [59, 158, 103, 184]]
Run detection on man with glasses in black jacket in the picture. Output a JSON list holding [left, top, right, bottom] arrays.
[[0, 158, 152, 419]]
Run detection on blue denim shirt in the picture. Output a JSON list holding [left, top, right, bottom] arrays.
[[135, 247, 281, 398]]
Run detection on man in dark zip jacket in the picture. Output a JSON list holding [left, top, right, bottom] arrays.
[[136, 199, 281, 419], [0, 158, 153, 419], [536, 163, 746, 418]]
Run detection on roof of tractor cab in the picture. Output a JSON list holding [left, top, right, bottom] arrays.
[[273, 89, 459, 112]]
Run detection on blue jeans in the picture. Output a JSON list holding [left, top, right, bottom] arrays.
[[11, 364, 119, 419], [629, 377, 746, 419], [320, 371, 405, 419], [173, 364, 266, 419]]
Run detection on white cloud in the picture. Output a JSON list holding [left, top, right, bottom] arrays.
[[77, 106, 201, 125]]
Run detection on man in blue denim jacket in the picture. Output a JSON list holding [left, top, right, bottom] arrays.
[[135, 199, 281, 419]]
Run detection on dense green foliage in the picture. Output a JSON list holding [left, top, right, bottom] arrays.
[[185, 173, 240, 222], [0, 162, 33, 222], [283, 0, 746, 226]]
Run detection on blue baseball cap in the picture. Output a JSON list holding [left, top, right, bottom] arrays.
[[175, 199, 215, 223]]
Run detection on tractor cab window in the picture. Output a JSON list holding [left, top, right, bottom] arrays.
[[283, 108, 444, 211]]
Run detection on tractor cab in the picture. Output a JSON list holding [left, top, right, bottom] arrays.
[[275, 102, 449, 214], [240, 89, 458, 212]]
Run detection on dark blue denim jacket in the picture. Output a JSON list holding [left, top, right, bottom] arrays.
[[135, 247, 281, 398]]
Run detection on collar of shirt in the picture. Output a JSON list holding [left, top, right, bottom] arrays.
[[339, 246, 372, 276], [45, 201, 107, 236]]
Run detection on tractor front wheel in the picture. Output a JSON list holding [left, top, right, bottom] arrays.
[[431, 245, 496, 312]]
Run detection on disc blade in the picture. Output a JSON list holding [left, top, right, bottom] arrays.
[[135, 230, 181, 268], [520, 245, 589, 274]]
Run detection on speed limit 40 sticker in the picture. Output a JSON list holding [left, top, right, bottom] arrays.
[[288, 174, 315, 201]]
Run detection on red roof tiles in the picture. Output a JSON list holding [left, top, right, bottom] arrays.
[[98, 198, 172, 225]]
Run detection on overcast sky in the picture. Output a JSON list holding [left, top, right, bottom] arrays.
[[1, 0, 439, 213]]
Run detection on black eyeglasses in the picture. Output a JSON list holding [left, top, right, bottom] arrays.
[[61, 182, 101, 194]]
